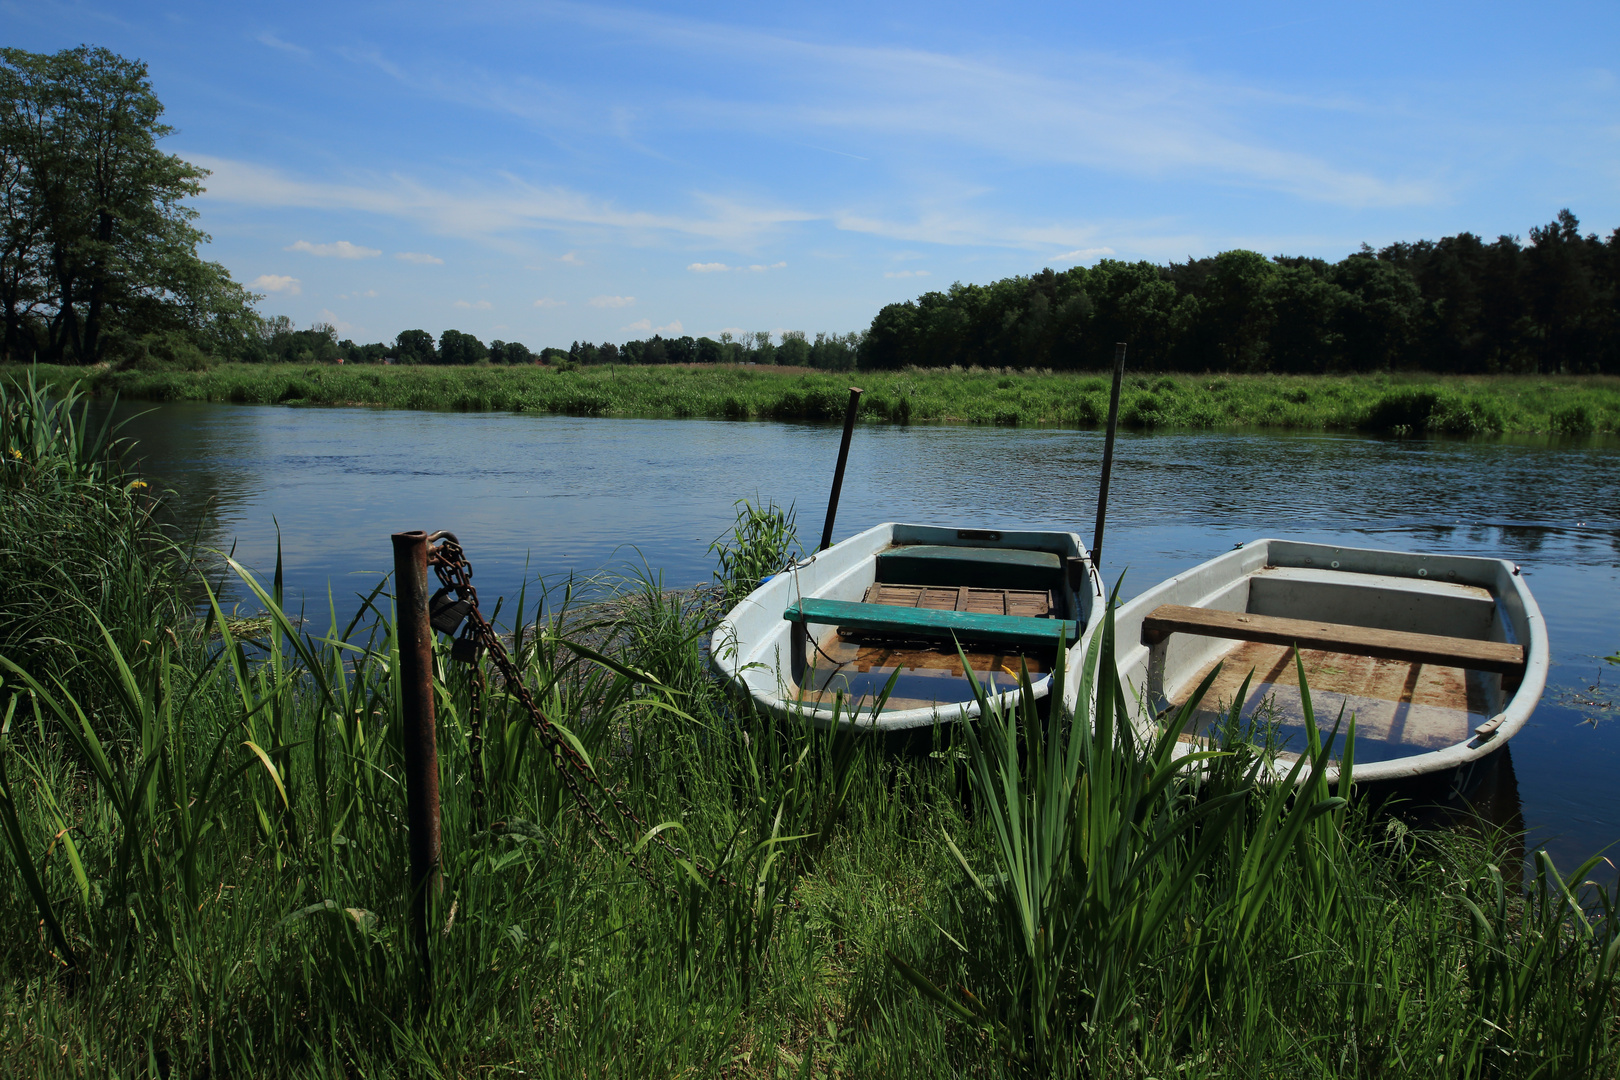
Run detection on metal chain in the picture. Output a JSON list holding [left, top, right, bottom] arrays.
[[426, 532, 733, 888]]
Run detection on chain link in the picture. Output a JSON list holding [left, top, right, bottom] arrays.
[[426, 533, 732, 888]]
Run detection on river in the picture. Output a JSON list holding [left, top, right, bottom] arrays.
[[104, 400, 1620, 874]]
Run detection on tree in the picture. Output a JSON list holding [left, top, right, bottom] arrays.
[[0, 46, 258, 364], [394, 329, 435, 364], [437, 328, 488, 365]]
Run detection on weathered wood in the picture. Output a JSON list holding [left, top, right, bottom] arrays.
[[786, 597, 1076, 649], [1140, 604, 1525, 676]]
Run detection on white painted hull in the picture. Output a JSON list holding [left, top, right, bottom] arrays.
[[1066, 538, 1547, 795], [711, 522, 1104, 730]]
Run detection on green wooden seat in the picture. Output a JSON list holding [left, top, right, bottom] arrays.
[[784, 598, 1077, 650], [876, 545, 1063, 592]]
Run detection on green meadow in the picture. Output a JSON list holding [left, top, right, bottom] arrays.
[[11, 362, 1620, 435]]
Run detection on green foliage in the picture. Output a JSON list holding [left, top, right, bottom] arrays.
[[708, 497, 800, 608], [863, 211, 1620, 375], [0, 373, 187, 710], [0, 46, 259, 366], [20, 361, 1620, 437]]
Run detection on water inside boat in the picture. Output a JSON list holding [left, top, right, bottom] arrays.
[[795, 630, 1051, 714], [1171, 641, 1492, 765]]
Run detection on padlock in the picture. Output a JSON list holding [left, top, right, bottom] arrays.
[[430, 587, 474, 635], [450, 635, 483, 665]]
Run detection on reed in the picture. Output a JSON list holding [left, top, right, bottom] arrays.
[[0, 479, 1615, 1074], [12, 362, 1620, 436]]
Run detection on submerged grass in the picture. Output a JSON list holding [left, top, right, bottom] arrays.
[[12, 361, 1620, 435], [1, 379, 1617, 1075]]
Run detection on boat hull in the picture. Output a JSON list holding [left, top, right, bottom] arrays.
[[1065, 538, 1547, 798], [712, 522, 1103, 730]]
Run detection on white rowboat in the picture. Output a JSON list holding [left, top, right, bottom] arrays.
[[712, 522, 1105, 730], [1069, 538, 1547, 798]]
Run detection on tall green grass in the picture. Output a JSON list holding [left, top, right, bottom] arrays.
[[0, 374, 191, 714], [0, 456, 1615, 1074], [14, 361, 1620, 435]]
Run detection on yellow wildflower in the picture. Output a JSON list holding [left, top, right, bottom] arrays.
[[128, 479, 148, 491], [6, 447, 20, 460]]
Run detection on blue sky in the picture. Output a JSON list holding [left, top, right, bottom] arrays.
[[8, 1, 1619, 349]]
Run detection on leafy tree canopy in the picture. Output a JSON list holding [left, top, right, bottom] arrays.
[[1, 46, 258, 366]]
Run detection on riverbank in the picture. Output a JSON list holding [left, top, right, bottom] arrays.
[[11, 362, 1620, 435], [4, 385, 1618, 1075]]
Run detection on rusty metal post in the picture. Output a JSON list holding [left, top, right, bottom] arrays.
[[819, 387, 864, 551], [391, 529, 440, 998], [1091, 343, 1127, 571]]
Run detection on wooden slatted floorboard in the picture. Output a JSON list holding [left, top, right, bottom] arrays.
[[863, 582, 1055, 619]]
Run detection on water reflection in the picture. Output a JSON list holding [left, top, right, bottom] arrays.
[[91, 401, 1620, 877]]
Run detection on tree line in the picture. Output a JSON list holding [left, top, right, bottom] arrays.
[[860, 212, 1620, 374]]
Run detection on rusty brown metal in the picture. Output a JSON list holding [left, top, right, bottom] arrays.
[[391, 529, 441, 996], [1091, 342, 1127, 570], [819, 386, 864, 551]]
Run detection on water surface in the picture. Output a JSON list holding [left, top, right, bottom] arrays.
[[106, 401, 1620, 873]]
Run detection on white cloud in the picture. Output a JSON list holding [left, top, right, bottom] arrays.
[[589, 295, 635, 308], [195, 156, 815, 248], [532, 297, 566, 308], [1054, 247, 1116, 262], [688, 260, 787, 273], [558, 251, 584, 265], [454, 299, 494, 310], [251, 274, 301, 295], [336, 289, 380, 300], [317, 309, 356, 335], [286, 239, 382, 259], [884, 269, 930, 279], [394, 251, 443, 265], [256, 32, 310, 58], [546, 8, 1437, 209], [622, 318, 683, 335]]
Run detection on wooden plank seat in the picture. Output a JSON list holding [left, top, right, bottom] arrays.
[[1139, 604, 1525, 678], [785, 597, 1078, 650]]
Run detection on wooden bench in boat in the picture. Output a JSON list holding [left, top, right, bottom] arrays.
[[1139, 604, 1525, 678], [785, 597, 1078, 650]]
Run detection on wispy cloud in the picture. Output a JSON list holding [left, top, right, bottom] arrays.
[[623, 318, 684, 335], [394, 251, 443, 265], [688, 261, 787, 273], [286, 239, 382, 259], [196, 156, 816, 249], [1054, 247, 1116, 262], [532, 297, 567, 308], [884, 269, 930, 279], [317, 308, 356, 335], [541, 6, 1438, 208], [250, 274, 301, 294], [589, 295, 635, 308], [336, 289, 380, 299], [256, 32, 310, 58], [453, 299, 493, 309], [558, 251, 584, 265]]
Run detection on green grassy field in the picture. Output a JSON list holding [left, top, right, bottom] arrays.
[[12, 361, 1620, 435], [3, 376, 1618, 1076]]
